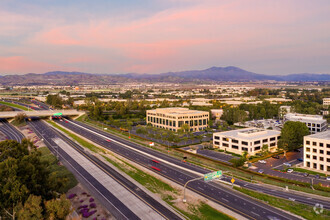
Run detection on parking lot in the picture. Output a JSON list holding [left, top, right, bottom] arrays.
[[250, 148, 329, 187]]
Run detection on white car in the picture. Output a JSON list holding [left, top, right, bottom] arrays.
[[287, 169, 294, 173], [326, 176, 330, 181], [283, 162, 292, 167], [259, 160, 266, 164]]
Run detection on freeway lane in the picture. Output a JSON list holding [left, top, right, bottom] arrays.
[[64, 119, 330, 210], [57, 119, 301, 220], [29, 120, 182, 220], [0, 118, 25, 142]]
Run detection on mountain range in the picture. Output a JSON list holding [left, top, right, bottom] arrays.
[[0, 66, 329, 85]]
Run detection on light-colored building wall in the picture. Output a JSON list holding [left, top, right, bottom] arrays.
[[146, 107, 209, 132], [323, 98, 330, 106], [304, 131, 330, 173], [284, 113, 327, 134], [213, 128, 280, 156], [211, 109, 223, 120]]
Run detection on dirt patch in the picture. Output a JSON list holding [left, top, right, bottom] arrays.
[[18, 125, 46, 148], [66, 184, 113, 220]]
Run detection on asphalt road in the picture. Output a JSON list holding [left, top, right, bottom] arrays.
[[251, 150, 330, 187], [56, 119, 305, 220], [0, 118, 25, 143], [28, 119, 181, 220]]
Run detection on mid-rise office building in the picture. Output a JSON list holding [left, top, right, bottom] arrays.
[[146, 107, 209, 132], [323, 98, 330, 106], [213, 128, 280, 156], [284, 113, 327, 134], [304, 131, 330, 173]]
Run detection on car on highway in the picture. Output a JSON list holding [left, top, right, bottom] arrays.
[[272, 155, 280, 159], [283, 162, 292, 167], [303, 173, 309, 177], [258, 169, 264, 174], [287, 169, 294, 173], [259, 160, 266, 164]]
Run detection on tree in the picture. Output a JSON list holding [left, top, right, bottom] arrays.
[[181, 123, 190, 133], [14, 113, 27, 124], [45, 194, 71, 220], [17, 195, 43, 220], [261, 144, 269, 156], [278, 121, 309, 155]]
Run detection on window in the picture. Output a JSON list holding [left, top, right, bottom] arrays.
[[214, 141, 219, 145], [270, 142, 276, 147], [306, 141, 310, 145], [313, 142, 317, 146], [242, 141, 248, 146], [232, 145, 239, 149], [313, 156, 317, 160], [317, 124, 321, 127], [320, 157, 324, 161], [313, 163, 317, 169], [320, 150, 324, 154], [306, 154, 310, 158], [263, 139, 268, 143], [215, 136, 220, 140], [254, 146, 261, 151], [254, 140, 260, 145], [307, 162, 310, 167], [328, 158, 330, 163], [313, 148, 317, 153], [232, 139, 238, 144], [320, 164, 324, 170], [327, 144, 330, 148], [327, 151, 330, 155], [223, 143, 229, 147], [306, 147, 310, 152], [242, 147, 248, 151], [320, 143, 324, 147], [223, 137, 228, 141], [270, 137, 276, 141]]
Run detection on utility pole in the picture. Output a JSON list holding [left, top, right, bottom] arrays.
[[183, 176, 203, 203]]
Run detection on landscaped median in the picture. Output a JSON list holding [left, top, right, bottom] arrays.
[[234, 187, 330, 220], [0, 101, 30, 111], [47, 119, 235, 220]]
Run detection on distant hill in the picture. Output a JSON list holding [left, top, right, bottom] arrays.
[[0, 66, 329, 85]]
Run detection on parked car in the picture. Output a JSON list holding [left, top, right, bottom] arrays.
[[283, 162, 292, 167], [272, 155, 280, 159], [315, 174, 320, 179], [258, 169, 264, 174], [259, 160, 266, 164], [303, 173, 309, 177], [297, 158, 303, 162], [293, 149, 301, 152], [326, 176, 330, 181], [287, 169, 294, 173]]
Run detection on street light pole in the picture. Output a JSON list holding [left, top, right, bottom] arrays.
[[183, 176, 203, 203]]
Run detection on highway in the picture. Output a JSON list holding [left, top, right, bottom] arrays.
[[0, 118, 25, 143], [56, 119, 305, 220], [28, 119, 182, 220]]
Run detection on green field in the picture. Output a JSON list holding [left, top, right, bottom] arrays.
[[0, 101, 30, 111]]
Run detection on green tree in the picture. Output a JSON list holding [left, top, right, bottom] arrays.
[[278, 121, 309, 155], [45, 194, 71, 220], [17, 195, 43, 220], [181, 123, 190, 133]]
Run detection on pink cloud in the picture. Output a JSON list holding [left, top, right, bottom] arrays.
[[0, 56, 77, 74]]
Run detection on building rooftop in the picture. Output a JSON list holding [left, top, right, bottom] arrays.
[[285, 113, 326, 123], [147, 107, 208, 115], [306, 130, 330, 141], [214, 128, 280, 140]]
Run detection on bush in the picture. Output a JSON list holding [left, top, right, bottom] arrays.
[[230, 158, 246, 167]]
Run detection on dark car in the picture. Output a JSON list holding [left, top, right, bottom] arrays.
[[272, 155, 280, 159], [315, 174, 320, 179], [293, 149, 301, 152], [297, 158, 303, 162]]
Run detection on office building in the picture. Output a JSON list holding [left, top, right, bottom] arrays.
[[284, 113, 327, 134], [213, 128, 280, 156], [146, 107, 209, 132], [304, 131, 330, 173]]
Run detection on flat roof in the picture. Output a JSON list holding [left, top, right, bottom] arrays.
[[213, 128, 280, 140], [306, 130, 330, 141], [285, 113, 326, 123], [147, 107, 208, 115]]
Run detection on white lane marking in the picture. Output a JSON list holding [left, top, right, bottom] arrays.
[[222, 198, 229, 202], [251, 211, 260, 216]]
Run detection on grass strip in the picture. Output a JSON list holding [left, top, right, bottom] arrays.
[[38, 146, 78, 193], [235, 187, 330, 220], [292, 168, 327, 177], [47, 120, 103, 153], [0, 101, 30, 111]]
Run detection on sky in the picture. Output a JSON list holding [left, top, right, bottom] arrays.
[[0, 0, 330, 75]]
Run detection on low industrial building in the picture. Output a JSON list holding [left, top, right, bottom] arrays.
[[284, 113, 327, 134], [213, 128, 281, 156], [146, 107, 209, 132], [304, 131, 330, 173]]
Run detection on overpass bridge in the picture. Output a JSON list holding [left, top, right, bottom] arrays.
[[0, 110, 84, 118]]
